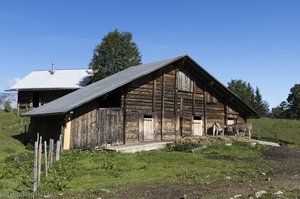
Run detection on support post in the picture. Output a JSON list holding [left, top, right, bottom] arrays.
[[203, 84, 207, 135], [38, 136, 42, 184], [161, 72, 165, 141], [44, 141, 48, 177], [33, 141, 38, 193], [56, 140, 60, 161]]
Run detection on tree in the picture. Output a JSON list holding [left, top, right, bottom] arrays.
[[271, 101, 289, 119], [271, 84, 300, 119], [227, 79, 255, 107], [286, 84, 300, 119], [227, 79, 270, 117], [253, 87, 270, 117], [89, 29, 142, 82]]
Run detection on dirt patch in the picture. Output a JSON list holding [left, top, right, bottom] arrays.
[[110, 147, 300, 199], [262, 146, 300, 160]]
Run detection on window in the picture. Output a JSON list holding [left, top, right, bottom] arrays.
[[177, 71, 193, 92]]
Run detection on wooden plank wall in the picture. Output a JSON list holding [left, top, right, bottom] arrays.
[[124, 73, 154, 142], [124, 63, 247, 142], [70, 100, 99, 149], [18, 90, 75, 108]]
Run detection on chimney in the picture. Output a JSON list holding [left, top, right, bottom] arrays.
[[50, 61, 55, 75]]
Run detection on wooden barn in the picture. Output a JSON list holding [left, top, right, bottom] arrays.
[[23, 55, 257, 150], [8, 67, 91, 108]]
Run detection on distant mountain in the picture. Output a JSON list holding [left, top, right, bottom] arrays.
[[0, 92, 17, 109]]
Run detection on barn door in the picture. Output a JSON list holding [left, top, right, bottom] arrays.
[[144, 118, 154, 141], [98, 108, 124, 146], [192, 118, 203, 136]]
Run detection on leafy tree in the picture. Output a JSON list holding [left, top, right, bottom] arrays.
[[228, 79, 270, 117], [89, 29, 142, 82], [271, 84, 300, 119], [271, 101, 289, 119], [287, 84, 300, 119]]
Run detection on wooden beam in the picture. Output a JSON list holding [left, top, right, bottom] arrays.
[[174, 68, 178, 138], [192, 81, 195, 115], [224, 101, 228, 126], [161, 72, 165, 141], [174, 69, 178, 115], [203, 83, 207, 135], [152, 73, 156, 113]]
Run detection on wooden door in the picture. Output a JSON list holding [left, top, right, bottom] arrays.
[[98, 108, 124, 146], [193, 119, 203, 136], [144, 118, 154, 141]]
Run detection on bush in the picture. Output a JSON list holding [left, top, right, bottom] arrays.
[[4, 100, 12, 112], [167, 142, 202, 152]]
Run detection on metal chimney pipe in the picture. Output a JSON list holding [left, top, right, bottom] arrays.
[[51, 61, 55, 74]]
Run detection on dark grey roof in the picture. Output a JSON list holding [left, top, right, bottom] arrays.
[[23, 55, 185, 116]]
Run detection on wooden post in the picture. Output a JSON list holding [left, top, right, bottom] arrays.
[[17, 103, 20, 117], [56, 140, 61, 161], [203, 84, 207, 135], [44, 141, 48, 177], [59, 134, 63, 152], [36, 133, 39, 143], [152, 73, 156, 113], [38, 136, 42, 184], [192, 81, 195, 115], [33, 141, 38, 193], [48, 139, 54, 169], [161, 72, 165, 141]]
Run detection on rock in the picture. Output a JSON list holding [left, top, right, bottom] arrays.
[[272, 191, 284, 196], [14, 156, 20, 162], [260, 172, 266, 176], [255, 190, 267, 198], [231, 194, 242, 199], [100, 188, 110, 193], [266, 177, 271, 182], [180, 194, 187, 199], [226, 176, 232, 179]]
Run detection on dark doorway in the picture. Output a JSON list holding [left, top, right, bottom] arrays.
[[33, 91, 40, 107]]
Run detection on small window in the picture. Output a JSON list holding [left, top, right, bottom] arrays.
[[177, 71, 193, 92]]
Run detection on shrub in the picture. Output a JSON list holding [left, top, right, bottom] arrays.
[[167, 142, 202, 152], [4, 100, 12, 112]]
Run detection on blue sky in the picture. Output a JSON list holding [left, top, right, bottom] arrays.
[[1, 0, 299, 108]]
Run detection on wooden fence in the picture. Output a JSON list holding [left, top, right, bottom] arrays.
[[33, 133, 62, 193]]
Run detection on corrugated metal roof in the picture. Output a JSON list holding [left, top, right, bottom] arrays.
[[8, 69, 91, 91], [23, 56, 185, 116]]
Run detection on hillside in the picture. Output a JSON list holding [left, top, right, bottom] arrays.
[[249, 118, 300, 145], [0, 111, 299, 198]]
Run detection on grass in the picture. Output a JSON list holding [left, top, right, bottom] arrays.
[[249, 118, 300, 145], [0, 110, 30, 161], [38, 143, 264, 195], [0, 110, 299, 197]]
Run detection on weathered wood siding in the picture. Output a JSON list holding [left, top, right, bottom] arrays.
[[70, 100, 99, 149], [29, 61, 249, 149], [18, 90, 75, 108], [123, 63, 247, 142]]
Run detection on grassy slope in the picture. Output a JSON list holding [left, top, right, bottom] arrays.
[[249, 118, 300, 145], [0, 111, 299, 196], [0, 110, 30, 161]]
